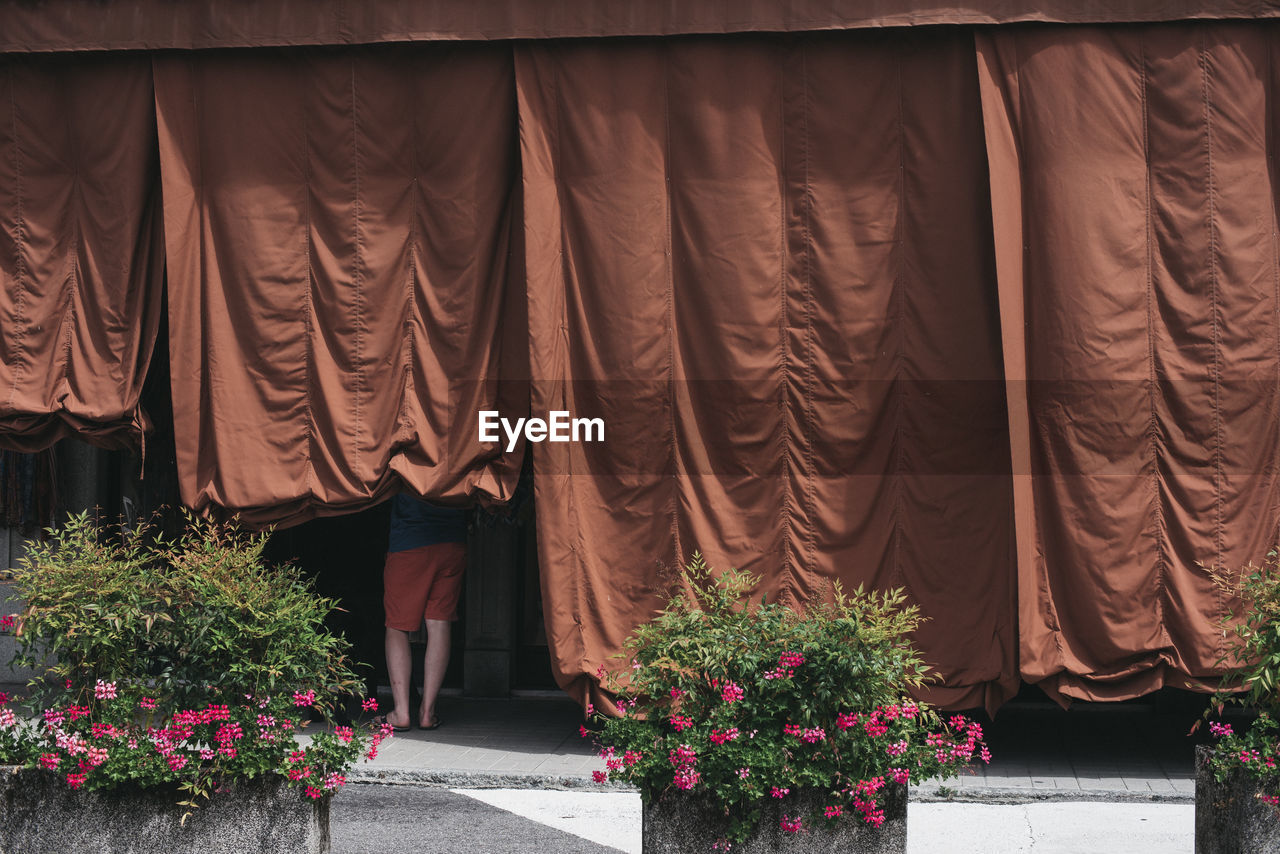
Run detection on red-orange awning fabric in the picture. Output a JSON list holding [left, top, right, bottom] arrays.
[[154, 45, 526, 527], [0, 55, 163, 452], [518, 32, 1019, 713], [978, 22, 1280, 703]]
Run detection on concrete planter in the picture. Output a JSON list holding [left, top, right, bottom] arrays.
[[642, 785, 907, 854], [0, 766, 330, 854], [1196, 745, 1280, 854]]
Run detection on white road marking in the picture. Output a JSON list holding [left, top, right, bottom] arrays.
[[451, 791, 1193, 854], [452, 788, 642, 854]]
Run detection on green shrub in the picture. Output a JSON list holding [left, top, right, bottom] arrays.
[[0, 513, 391, 805], [9, 512, 361, 712], [1202, 551, 1280, 803], [587, 554, 988, 845]]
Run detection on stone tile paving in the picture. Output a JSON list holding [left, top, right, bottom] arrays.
[[351, 691, 1208, 802]]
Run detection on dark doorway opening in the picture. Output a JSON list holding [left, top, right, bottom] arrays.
[[261, 478, 556, 701]]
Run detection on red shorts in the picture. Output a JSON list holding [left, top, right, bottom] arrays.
[[383, 542, 466, 628]]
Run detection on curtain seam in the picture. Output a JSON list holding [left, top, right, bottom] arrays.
[[4, 63, 26, 413], [1199, 30, 1226, 622], [301, 62, 317, 495], [662, 43, 682, 570], [1139, 37, 1172, 651], [892, 43, 908, 594], [350, 58, 366, 467], [1270, 35, 1280, 552], [59, 66, 82, 416], [776, 41, 793, 605], [400, 56, 418, 442], [800, 41, 817, 575]]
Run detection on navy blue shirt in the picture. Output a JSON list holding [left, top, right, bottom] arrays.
[[387, 494, 468, 553]]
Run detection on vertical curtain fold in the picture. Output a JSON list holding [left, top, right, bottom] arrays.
[[977, 22, 1280, 702], [153, 45, 526, 527], [519, 32, 1017, 712], [0, 55, 162, 452]]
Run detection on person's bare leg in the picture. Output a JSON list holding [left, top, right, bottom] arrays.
[[384, 626, 413, 729], [420, 619, 451, 727]]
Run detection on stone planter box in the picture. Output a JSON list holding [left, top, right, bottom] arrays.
[[643, 785, 907, 854], [1196, 745, 1280, 854], [0, 767, 330, 854]]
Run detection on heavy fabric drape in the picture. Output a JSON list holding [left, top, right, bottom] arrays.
[[2, 1, 1280, 51], [978, 23, 1280, 702], [518, 32, 1018, 712], [0, 55, 163, 452], [154, 45, 525, 527]]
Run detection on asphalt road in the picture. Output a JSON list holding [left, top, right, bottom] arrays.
[[331, 785, 1196, 854], [330, 785, 633, 854]]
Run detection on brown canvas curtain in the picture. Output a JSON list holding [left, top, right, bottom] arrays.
[[518, 32, 1019, 712], [154, 45, 525, 526], [977, 23, 1280, 702], [5, 22, 1280, 709], [0, 55, 163, 452], [0, 1, 1279, 51]]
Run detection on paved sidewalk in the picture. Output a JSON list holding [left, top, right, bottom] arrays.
[[352, 692, 1203, 803]]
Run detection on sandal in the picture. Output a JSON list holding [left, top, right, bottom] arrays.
[[420, 716, 442, 731]]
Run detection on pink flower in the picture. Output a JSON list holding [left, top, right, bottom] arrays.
[[335, 726, 354, 744], [824, 805, 843, 819], [890, 767, 910, 785], [139, 697, 158, 711], [719, 682, 744, 704], [592, 770, 607, 783], [800, 727, 826, 744], [673, 767, 701, 790], [0, 614, 14, 631], [93, 680, 117, 700], [669, 687, 686, 700], [579, 725, 590, 739], [709, 728, 739, 745], [39, 753, 60, 771], [863, 715, 888, 738], [361, 698, 379, 712], [1210, 722, 1234, 738], [835, 712, 858, 730], [65, 772, 87, 789], [886, 740, 907, 757], [779, 815, 802, 833], [292, 690, 316, 707], [770, 786, 790, 799], [737, 767, 750, 780], [305, 786, 323, 799], [670, 715, 693, 732], [0, 708, 15, 729]]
